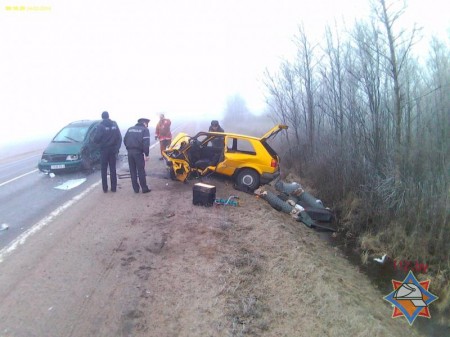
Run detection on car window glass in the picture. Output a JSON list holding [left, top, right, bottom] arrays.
[[53, 126, 89, 143], [226, 138, 235, 151], [227, 138, 256, 155], [196, 135, 208, 144]]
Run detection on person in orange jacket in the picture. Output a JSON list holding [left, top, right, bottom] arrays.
[[155, 113, 172, 160]]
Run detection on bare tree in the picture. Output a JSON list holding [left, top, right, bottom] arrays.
[[264, 63, 302, 149], [322, 24, 346, 144], [350, 21, 388, 171], [424, 37, 450, 183], [293, 24, 319, 154], [371, 0, 422, 172]]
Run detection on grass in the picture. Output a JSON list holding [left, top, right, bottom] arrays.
[[221, 249, 270, 336]]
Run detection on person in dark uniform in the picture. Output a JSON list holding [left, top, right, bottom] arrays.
[[123, 118, 151, 193], [208, 120, 224, 133], [94, 111, 122, 193], [209, 120, 224, 148]]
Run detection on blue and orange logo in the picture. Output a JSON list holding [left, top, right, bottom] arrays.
[[384, 270, 438, 325]]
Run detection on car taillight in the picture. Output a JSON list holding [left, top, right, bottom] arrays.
[[271, 158, 278, 168]]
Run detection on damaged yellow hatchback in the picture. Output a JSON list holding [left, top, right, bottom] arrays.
[[162, 124, 288, 190]]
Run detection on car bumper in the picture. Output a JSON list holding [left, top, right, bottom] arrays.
[[38, 160, 82, 173], [260, 170, 280, 184]]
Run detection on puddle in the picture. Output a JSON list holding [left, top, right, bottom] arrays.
[[318, 231, 450, 336]]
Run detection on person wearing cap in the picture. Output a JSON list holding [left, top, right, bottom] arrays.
[[123, 118, 151, 193], [94, 111, 122, 193], [209, 120, 224, 148], [155, 113, 172, 160], [209, 120, 224, 133]]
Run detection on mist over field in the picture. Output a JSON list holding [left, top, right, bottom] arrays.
[[0, 114, 274, 161]]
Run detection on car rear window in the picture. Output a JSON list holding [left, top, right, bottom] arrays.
[[261, 140, 278, 157]]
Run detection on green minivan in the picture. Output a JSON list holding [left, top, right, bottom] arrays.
[[38, 120, 101, 173]]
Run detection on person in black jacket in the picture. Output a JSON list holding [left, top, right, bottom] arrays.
[[208, 120, 224, 133], [209, 120, 224, 148], [123, 118, 151, 193], [94, 111, 122, 193]]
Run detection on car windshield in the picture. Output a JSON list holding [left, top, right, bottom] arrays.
[[53, 125, 89, 143]]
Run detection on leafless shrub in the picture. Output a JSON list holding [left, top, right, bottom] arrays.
[[263, 0, 449, 317]]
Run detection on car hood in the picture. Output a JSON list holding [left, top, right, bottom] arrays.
[[43, 141, 83, 155], [260, 124, 288, 141]]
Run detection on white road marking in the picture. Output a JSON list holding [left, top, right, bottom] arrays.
[[0, 224, 9, 231], [0, 180, 101, 264], [0, 169, 38, 188], [0, 153, 42, 168], [54, 178, 87, 190], [0, 135, 172, 262]]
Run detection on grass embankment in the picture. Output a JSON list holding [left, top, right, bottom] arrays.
[[290, 163, 450, 322]]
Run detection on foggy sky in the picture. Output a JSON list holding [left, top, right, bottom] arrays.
[[0, 0, 447, 147]]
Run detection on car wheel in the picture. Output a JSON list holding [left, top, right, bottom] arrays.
[[236, 169, 260, 191], [81, 158, 92, 171]]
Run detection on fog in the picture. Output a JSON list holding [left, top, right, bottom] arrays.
[[0, 114, 212, 160], [1, 0, 447, 152]]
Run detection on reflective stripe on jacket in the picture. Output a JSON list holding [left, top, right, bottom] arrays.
[[94, 119, 122, 152], [124, 123, 150, 156]]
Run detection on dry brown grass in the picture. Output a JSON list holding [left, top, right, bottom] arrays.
[[283, 161, 450, 319], [209, 184, 421, 337]]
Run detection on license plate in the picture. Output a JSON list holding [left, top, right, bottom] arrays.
[[51, 164, 65, 169]]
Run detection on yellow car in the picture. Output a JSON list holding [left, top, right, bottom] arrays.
[[162, 124, 288, 190]]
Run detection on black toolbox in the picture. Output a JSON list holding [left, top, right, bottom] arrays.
[[193, 183, 216, 207]]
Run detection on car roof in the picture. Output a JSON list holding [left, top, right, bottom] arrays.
[[66, 120, 101, 127], [205, 131, 260, 140], [203, 124, 288, 141]]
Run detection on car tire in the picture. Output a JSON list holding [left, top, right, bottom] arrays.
[[236, 169, 260, 191], [81, 158, 92, 171]]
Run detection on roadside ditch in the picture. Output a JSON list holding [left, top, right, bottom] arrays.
[[318, 230, 449, 337]]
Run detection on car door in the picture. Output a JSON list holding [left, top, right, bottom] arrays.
[[81, 123, 101, 169], [216, 136, 258, 176], [87, 124, 101, 162]]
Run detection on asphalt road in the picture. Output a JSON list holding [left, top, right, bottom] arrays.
[[0, 120, 196, 252], [0, 150, 105, 250]]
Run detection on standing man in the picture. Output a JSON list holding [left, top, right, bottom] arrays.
[[94, 111, 122, 193], [155, 113, 172, 160], [209, 120, 224, 133], [209, 120, 224, 148], [123, 118, 151, 193]]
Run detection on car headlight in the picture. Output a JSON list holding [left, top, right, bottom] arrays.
[[66, 154, 79, 161]]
